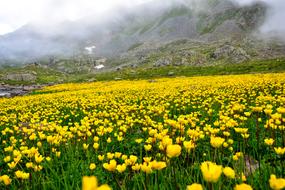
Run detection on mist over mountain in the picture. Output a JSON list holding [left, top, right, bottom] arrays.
[[0, 0, 284, 65]]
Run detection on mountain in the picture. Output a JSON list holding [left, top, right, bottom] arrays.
[[0, 0, 283, 70]]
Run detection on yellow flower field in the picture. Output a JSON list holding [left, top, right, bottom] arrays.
[[0, 73, 285, 189]]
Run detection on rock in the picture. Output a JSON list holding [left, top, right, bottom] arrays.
[[3, 73, 37, 82], [148, 79, 157, 83], [168, 71, 175, 76], [23, 86, 39, 91], [244, 155, 259, 176], [31, 71, 37, 75], [154, 58, 172, 67], [212, 45, 250, 63], [88, 78, 97, 82], [130, 64, 138, 68], [0, 84, 44, 98], [0, 92, 11, 98], [174, 58, 188, 66]]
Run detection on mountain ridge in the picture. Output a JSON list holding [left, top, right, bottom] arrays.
[[0, 0, 268, 63]]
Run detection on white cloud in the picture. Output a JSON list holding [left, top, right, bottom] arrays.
[[0, 0, 150, 35], [232, 0, 285, 36], [0, 0, 284, 36], [0, 23, 14, 35]]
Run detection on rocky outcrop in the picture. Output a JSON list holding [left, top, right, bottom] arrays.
[[0, 84, 43, 98], [211, 44, 250, 63], [154, 58, 172, 67], [3, 73, 37, 82]]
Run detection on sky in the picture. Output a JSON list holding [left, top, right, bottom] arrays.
[[0, 0, 284, 35]]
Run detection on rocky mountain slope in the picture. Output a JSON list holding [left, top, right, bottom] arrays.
[[0, 0, 267, 61], [0, 0, 284, 83]]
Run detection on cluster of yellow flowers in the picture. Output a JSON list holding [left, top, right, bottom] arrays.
[[0, 73, 285, 189], [82, 176, 111, 190]]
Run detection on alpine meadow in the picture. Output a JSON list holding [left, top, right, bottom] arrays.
[[0, 0, 285, 189]]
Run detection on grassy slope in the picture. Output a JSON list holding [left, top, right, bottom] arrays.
[[1, 58, 284, 85], [68, 58, 285, 82], [0, 65, 65, 85]]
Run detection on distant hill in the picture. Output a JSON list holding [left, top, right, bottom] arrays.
[[0, 0, 268, 63]]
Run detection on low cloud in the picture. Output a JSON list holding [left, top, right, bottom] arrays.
[[231, 0, 285, 38]]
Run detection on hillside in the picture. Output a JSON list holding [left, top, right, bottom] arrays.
[[0, 0, 267, 61], [0, 0, 285, 85]]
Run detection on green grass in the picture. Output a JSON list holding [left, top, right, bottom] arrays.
[[0, 65, 64, 85], [69, 58, 285, 83], [1, 58, 285, 85]]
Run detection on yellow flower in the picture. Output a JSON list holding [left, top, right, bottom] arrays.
[[242, 172, 247, 182], [15, 170, 30, 180], [269, 174, 285, 190], [93, 136, 99, 142], [8, 161, 17, 169], [233, 152, 243, 161], [37, 141, 42, 147], [200, 161, 222, 183], [144, 144, 152, 151], [56, 151, 61, 158], [210, 136, 225, 148], [103, 159, 117, 172], [141, 163, 152, 174], [166, 144, 181, 158], [143, 157, 152, 163], [26, 162, 34, 168], [98, 155, 105, 161], [131, 164, 141, 171], [151, 161, 167, 170], [135, 139, 143, 143], [274, 147, 285, 155], [114, 152, 122, 158], [35, 153, 44, 163], [107, 153, 114, 159], [83, 143, 89, 150], [89, 163, 96, 170], [234, 183, 253, 190], [82, 176, 111, 190], [183, 141, 196, 152], [93, 143, 99, 150], [187, 183, 203, 190], [116, 164, 127, 173], [0, 175, 12, 185], [3, 156, 11, 163], [264, 138, 274, 146], [129, 155, 138, 164], [223, 167, 235, 179]]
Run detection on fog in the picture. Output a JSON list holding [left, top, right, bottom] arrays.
[[0, 0, 284, 36], [232, 0, 285, 38], [0, 0, 152, 35]]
